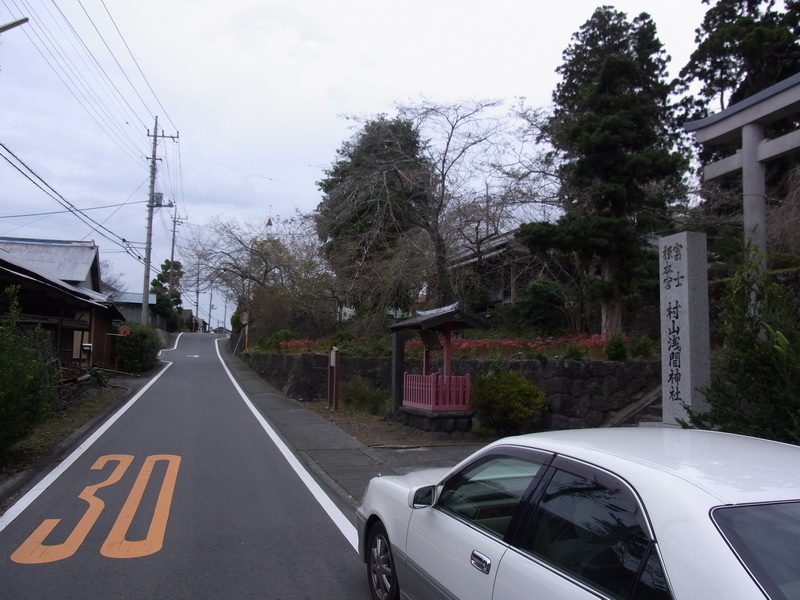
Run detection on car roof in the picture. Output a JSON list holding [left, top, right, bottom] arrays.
[[495, 428, 800, 505]]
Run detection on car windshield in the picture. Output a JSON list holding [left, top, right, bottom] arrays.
[[713, 501, 800, 600]]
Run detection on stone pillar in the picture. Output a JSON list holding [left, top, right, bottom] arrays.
[[742, 122, 767, 260], [659, 232, 711, 426]]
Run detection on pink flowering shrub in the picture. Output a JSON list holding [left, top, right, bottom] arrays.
[[404, 333, 611, 360], [280, 339, 323, 353], [273, 332, 643, 361]]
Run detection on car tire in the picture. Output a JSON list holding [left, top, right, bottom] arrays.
[[367, 521, 399, 600]]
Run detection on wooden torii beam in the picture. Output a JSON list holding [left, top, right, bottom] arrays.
[[685, 72, 800, 256]]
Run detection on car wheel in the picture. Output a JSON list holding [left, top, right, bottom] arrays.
[[367, 522, 399, 600]]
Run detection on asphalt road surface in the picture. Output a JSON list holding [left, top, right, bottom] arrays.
[[0, 333, 368, 599]]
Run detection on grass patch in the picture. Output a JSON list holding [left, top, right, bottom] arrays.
[[0, 386, 127, 485]]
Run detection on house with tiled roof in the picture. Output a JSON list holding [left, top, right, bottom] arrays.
[[0, 237, 124, 368]]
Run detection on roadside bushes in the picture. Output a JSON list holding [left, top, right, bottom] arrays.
[[0, 298, 60, 456], [603, 332, 628, 362], [340, 377, 390, 415], [264, 329, 298, 352], [470, 370, 548, 435], [116, 324, 163, 372], [689, 256, 800, 444]]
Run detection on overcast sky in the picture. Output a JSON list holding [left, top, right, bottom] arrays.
[[0, 0, 709, 327]]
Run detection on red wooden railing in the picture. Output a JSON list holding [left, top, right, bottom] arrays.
[[403, 373, 471, 411]]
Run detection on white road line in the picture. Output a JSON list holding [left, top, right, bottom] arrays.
[[214, 339, 359, 552], [0, 361, 174, 533]]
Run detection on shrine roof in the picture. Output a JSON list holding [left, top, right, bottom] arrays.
[[389, 307, 490, 332]]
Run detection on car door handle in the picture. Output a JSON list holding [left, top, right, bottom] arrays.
[[470, 550, 492, 574]]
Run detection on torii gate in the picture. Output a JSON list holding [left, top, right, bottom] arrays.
[[685, 72, 800, 255]]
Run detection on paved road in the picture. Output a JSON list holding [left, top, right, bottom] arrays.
[[0, 333, 367, 599]]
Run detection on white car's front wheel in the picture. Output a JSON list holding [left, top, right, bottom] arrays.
[[367, 522, 399, 600]]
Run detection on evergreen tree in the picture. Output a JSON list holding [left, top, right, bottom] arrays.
[[150, 260, 183, 331], [315, 116, 432, 318], [520, 7, 687, 336], [680, 0, 800, 113]]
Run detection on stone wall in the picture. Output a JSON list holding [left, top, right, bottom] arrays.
[[239, 350, 660, 431]]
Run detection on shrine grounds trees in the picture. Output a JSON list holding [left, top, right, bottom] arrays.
[[314, 101, 516, 331], [517, 7, 687, 337], [188, 2, 800, 346], [680, 0, 800, 114], [315, 116, 431, 321]]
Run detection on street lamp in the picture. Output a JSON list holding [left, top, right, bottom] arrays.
[[0, 17, 28, 34]]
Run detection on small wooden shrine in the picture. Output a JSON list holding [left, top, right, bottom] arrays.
[[389, 303, 489, 433]]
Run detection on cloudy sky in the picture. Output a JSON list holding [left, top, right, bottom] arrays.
[[0, 0, 709, 327]]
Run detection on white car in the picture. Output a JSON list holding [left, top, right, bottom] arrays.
[[356, 428, 800, 600]]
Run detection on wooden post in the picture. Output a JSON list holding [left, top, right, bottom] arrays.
[[391, 331, 404, 412], [442, 329, 452, 377], [327, 346, 340, 410]]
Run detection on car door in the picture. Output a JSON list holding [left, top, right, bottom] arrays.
[[404, 449, 550, 600], [493, 457, 673, 600]]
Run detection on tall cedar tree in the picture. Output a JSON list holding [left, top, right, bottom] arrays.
[[518, 7, 687, 336], [315, 116, 432, 315]]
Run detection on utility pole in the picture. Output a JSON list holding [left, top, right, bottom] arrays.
[[169, 206, 184, 292], [141, 116, 178, 325], [208, 286, 215, 331], [195, 270, 200, 332]]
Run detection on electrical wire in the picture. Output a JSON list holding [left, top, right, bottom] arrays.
[[73, 0, 157, 123], [1, 2, 186, 267], [42, 0, 150, 134], [35, 0, 146, 152], [4, 0, 146, 164], [0, 199, 148, 219], [0, 140, 144, 263], [100, 0, 178, 132]]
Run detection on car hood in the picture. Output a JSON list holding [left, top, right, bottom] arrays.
[[377, 467, 451, 490]]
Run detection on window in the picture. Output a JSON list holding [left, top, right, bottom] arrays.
[[713, 501, 800, 600], [519, 467, 671, 600], [438, 454, 545, 538]]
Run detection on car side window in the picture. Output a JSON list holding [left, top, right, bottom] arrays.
[[518, 467, 672, 600], [438, 454, 545, 538]]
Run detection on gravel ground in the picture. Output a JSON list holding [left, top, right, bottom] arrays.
[[302, 400, 494, 447]]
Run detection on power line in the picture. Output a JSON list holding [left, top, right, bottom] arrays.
[[0, 199, 148, 219], [100, 0, 178, 131], [5, 0, 146, 164], [44, 0, 150, 133], [0, 140, 144, 262], [180, 150, 316, 189], [74, 0, 156, 123], [2, 2, 185, 284]]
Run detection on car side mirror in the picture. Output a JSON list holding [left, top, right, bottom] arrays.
[[408, 484, 438, 509]]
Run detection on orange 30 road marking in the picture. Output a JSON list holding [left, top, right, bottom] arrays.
[[101, 454, 181, 559], [11, 455, 133, 564], [10, 454, 181, 564]]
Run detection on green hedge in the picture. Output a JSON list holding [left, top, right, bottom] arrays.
[[117, 324, 163, 372], [0, 307, 60, 455], [470, 370, 548, 435]]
